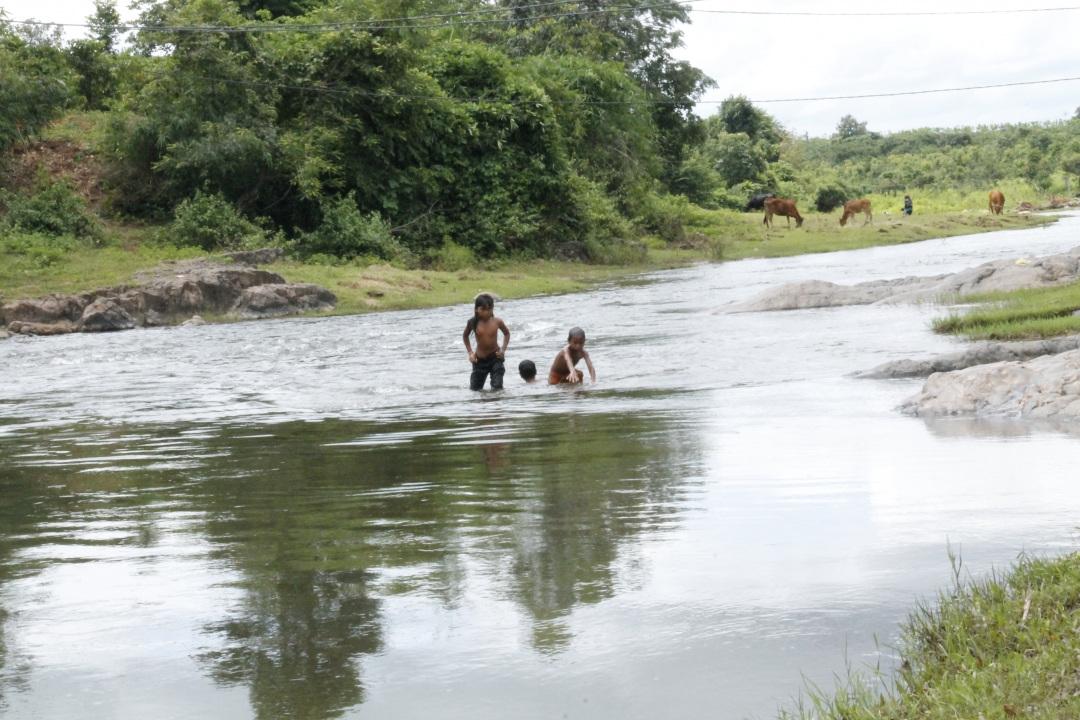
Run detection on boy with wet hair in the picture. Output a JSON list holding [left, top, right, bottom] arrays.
[[548, 327, 596, 384], [518, 359, 538, 383], [463, 293, 510, 390]]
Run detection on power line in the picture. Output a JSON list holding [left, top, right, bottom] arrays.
[[752, 76, 1080, 103], [7, 3, 1080, 34], [695, 5, 1080, 15], [159, 69, 1080, 105], [4, 1, 696, 34]]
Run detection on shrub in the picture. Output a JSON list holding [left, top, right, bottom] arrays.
[[0, 231, 80, 267], [815, 183, 851, 213], [431, 241, 475, 271], [294, 193, 399, 261], [170, 190, 266, 251], [584, 238, 648, 265], [0, 182, 101, 240]]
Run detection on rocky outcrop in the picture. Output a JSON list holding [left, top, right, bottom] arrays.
[[899, 349, 1080, 421], [1, 252, 336, 336], [716, 245, 1080, 313], [229, 283, 337, 319], [857, 335, 1080, 379]]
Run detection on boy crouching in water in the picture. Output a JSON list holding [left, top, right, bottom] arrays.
[[549, 327, 596, 384], [463, 293, 510, 390]]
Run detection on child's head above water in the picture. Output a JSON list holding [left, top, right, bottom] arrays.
[[567, 326, 586, 350], [518, 359, 537, 382]]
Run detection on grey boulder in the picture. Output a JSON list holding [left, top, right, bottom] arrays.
[[78, 298, 137, 332], [899, 348, 1080, 420]]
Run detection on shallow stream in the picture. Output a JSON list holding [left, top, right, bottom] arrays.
[[3, 215, 1080, 719]]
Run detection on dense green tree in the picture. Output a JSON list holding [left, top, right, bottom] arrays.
[[0, 23, 74, 152], [835, 114, 869, 139]]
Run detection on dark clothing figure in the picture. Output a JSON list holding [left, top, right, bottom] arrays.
[[470, 352, 505, 390], [903, 196, 913, 216]]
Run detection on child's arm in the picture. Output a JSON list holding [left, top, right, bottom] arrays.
[[496, 319, 510, 359], [563, 347, 581, 383], [582, 350, 596, 383], [462, 324, 477, 363]]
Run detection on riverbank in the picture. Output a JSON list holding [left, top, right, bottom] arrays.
[[781, 551, 1080, 720], [0, 212, 1054, 321]]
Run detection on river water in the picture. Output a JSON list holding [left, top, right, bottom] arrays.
[[2, 216, 1080, 719]]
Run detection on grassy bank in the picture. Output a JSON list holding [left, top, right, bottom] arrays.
[[709, 210, 1047, 262], [781, 551, 1080, 720], [932, 282, 1080, 340], [0, 211, 1056, 315]]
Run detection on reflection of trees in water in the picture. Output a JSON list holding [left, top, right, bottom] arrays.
[[201, 569, 380, 720], [491, 414, 701, 653], [0, 410, 701, 717]]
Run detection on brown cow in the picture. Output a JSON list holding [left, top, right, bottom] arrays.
[[839, 199, 872, 227], [989, 190, 1005, 215], [763, 198, 804, 229]]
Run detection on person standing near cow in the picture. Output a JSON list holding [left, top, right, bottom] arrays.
[[903, 195, 913, 216]]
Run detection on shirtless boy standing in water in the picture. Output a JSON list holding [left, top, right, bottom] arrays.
[[548, 327, 596, 384], [463, 293, 510, 390]]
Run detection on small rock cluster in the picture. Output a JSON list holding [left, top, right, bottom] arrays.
[[1, 252, 336, 337]]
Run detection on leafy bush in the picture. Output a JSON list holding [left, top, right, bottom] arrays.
[[585, 238, 648, 265], [0, 182, 101, 240], [294, 193, 399, 261], [635, 192, 694, 244], [431, 241, 475, 271], [815, 184, 851, 213], [170, 190, 267, 251]]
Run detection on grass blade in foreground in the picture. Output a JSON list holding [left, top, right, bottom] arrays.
[[779, 552, 1080, 719]]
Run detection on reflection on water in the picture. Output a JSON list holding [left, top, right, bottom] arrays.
[[4, 216, 1080, 719], [0, 411, 700, 719]]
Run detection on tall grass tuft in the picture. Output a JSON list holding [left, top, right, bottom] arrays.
[[932, 281, 1080, 340], [777, 550, 1080, 719]]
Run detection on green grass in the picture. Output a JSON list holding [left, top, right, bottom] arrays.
[[0, 211, 1057, 316], [780, 551, 1080, 720], [694, 208, 1052, 262], [932, 283, 1080, 340]]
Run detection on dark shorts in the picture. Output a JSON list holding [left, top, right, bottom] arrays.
[[470, 352, 505, 390]]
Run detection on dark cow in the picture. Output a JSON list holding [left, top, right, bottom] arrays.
[[744, 193, 776, 212]]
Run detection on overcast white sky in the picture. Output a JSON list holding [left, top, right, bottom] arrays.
[[3, 0, 1078, 137]]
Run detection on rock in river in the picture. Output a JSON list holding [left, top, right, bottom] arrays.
[[899, 349, 1080, 420], [717, 245, 1080, 313], [857, 335, 1080, 379]]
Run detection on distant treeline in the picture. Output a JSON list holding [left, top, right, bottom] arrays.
[[2, 0, 1080, 263], [679, 105, 1080, 213]]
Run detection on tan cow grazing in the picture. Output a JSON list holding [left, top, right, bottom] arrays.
[[989, 190, 1005, 215], [839, 199, 872, 227], [763, 198, 804, 229]]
